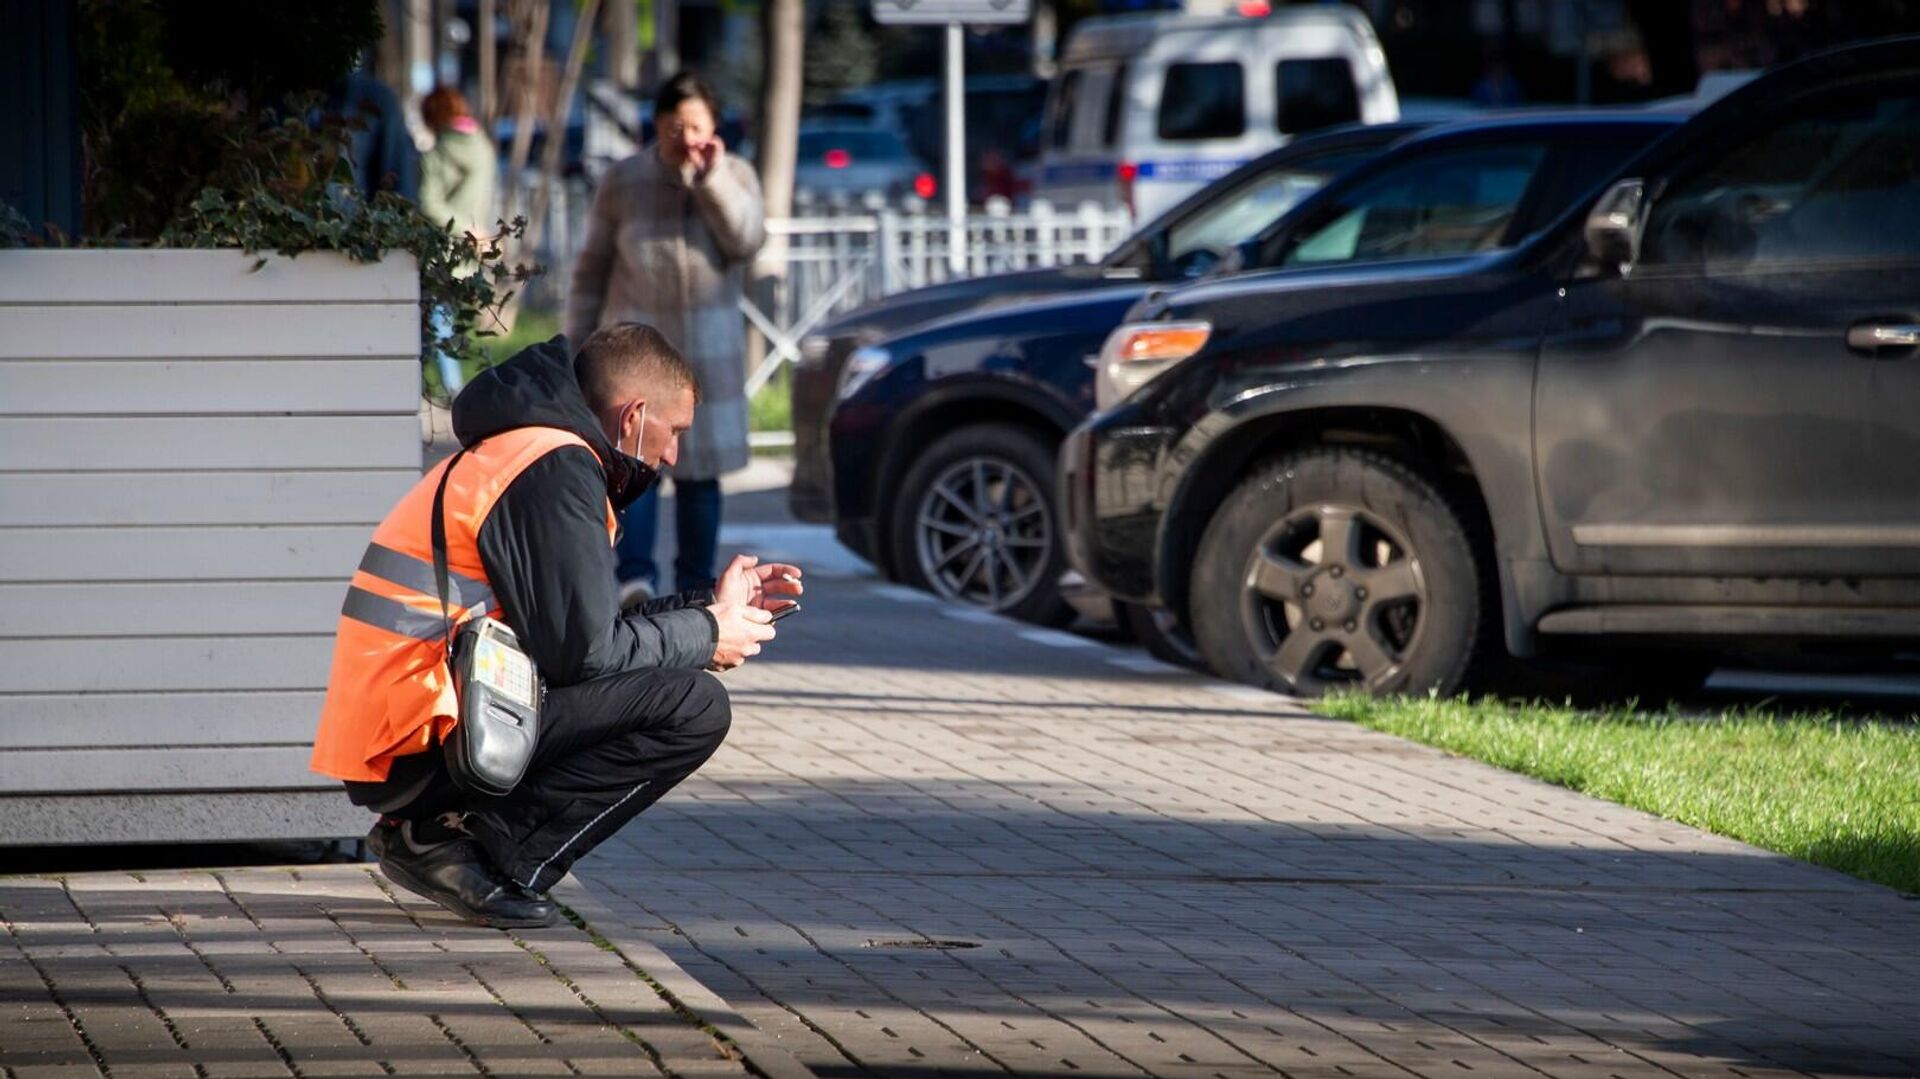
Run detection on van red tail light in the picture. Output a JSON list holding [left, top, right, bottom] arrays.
[[825, 149, 851, 169], [1117, 161, 1139, 218], [914, 172, 937, 199]]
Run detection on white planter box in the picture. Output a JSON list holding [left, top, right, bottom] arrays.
[[0, 249, 422, 846]]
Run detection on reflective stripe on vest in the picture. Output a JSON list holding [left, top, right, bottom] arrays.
[[310, 427, 617, 783]]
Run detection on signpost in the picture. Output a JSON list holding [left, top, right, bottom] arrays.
[[872, 0, 1031, 274]]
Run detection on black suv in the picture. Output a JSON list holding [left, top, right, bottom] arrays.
[[1062, 37, 1920, 697]]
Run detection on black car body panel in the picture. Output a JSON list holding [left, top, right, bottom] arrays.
[[791, 265, 1118, 523], [1062, 37, 1920, 655], [827, 286, 1151, 563]]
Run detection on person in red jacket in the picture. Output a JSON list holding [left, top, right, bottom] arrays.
[[313, 323, 800, 927]]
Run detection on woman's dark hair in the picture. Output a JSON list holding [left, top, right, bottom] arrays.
[[654, 72, 720, 121]]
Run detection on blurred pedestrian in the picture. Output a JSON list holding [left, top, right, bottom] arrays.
[[327, 66, 420, 201], [420, 86, 498, 243], [567, 72, 767, 606], [420, 86, 499, 396], [981, 148, 1017, 204]]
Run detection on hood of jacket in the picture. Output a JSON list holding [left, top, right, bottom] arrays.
[[450, 335, 630, 499]]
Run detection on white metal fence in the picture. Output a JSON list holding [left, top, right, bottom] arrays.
[[744, 199, 1133, 395], [509, 170, 1135, 400]]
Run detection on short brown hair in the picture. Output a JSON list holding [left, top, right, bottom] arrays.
[[574, 323, 699, 415], [421, 86, 473, 131]]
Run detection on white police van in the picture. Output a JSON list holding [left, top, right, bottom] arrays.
[[1036, 7, 1398, 222]]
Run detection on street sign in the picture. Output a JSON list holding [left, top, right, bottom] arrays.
[[871, 0, 1029, 26]]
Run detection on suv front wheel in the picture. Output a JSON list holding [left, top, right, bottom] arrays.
[[1191, 449, 1487, 698]]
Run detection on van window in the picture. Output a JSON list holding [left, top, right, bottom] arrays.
[[1277, 57, 1361, 134], [1102, 64, 1129, 147], [1048, 70, 1082, 151], [1158, 62, 1245, 141]]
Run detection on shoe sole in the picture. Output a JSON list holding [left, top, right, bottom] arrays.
[[375, 856, 557, 930]]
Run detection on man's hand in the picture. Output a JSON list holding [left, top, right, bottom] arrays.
[[706, 600, 774, 670], [691, 136, 726, 181], [714, 554, 804, 614]]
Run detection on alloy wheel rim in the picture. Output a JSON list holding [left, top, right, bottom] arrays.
[[1238, 503, 1427, 693], [914, 456, 1052, 611]]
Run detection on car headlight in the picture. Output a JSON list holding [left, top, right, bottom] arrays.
[[837, 345, 891, 401], [1094, 320, 1211, 410]]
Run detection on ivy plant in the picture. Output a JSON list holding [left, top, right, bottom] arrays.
[[156, 115, 542, 395]]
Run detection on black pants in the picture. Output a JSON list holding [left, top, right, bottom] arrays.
[[347, 667, 731, 893]]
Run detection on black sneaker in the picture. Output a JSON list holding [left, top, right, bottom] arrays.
[[369, 819, 558, 929]]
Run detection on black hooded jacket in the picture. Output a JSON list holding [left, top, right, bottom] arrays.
[[451, 337, 717, 685]]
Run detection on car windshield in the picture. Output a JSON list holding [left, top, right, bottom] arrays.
[[1165, 148, 1377, 268], [1281, 142, 1548, 266], [798, 130, 912, 162]]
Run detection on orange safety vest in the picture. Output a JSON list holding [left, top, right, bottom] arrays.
[[310, 426, 617, 783]]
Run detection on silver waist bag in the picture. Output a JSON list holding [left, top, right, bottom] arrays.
[[432, 448, 543, 797]]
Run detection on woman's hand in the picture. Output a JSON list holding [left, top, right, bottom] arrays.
[[691, 136, 727, 181]]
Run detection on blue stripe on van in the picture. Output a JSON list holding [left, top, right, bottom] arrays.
[[1041, 158, 1252, 185], [1134, 158, 1250, 182]]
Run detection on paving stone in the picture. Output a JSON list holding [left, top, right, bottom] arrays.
[[567, 571, 1920, 1079], [0, 864, 752, 1079]]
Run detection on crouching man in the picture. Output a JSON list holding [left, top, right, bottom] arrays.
[[311, 323, 800, 927]]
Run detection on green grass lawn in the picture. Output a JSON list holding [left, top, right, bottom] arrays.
[[1318, 693, 1920, 895], [419, 308, 563, 402], [749, 365, 792, 433]]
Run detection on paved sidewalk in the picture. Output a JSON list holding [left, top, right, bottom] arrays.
[[0, 865, 753, 1078], [571, 567, 1920, 1079]]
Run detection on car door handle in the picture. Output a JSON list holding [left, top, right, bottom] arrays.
[[1847, 322, 1920, 351]]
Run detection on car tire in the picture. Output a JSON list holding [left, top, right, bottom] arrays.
[[1120, 602, 1205, 670], [889, 423, 1074, 626], [1191, 448, 1487, 698]]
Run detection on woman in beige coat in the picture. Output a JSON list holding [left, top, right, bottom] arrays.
[[567, 73, 767, 601]]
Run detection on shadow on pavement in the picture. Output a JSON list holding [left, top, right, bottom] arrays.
[[589, 781, 1920, 1078], [4, 839, 364, 875]]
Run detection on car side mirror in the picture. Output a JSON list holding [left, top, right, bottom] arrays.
[[1584, 178, 1646, 275], [1144, 232, 1171, 279]]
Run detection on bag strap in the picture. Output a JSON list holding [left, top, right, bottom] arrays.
[[430, 448, 470, 659]]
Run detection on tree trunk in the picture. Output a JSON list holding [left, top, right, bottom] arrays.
[[500, 0, 550, 216], [606, 0, 639, 90], [747, 0, 803, 399], [478, 0, 497, 123], [755, 0, 803, 278], [527, 0, 604, 255]]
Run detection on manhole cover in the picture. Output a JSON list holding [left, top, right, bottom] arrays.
[[863, 938, 981, 950]]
